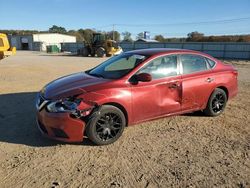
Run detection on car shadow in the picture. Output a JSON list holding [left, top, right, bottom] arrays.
[[182, 111, 206, 117], [0, 92, 94, 147]]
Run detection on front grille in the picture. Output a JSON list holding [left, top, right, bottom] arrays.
[[38, 120, 48, 134], [51, 128, 69, 138]]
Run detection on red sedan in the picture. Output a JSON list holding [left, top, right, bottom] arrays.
[[36, 48, 238, 145]]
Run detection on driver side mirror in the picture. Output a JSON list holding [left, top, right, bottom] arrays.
[[136, 73, 152, 82]]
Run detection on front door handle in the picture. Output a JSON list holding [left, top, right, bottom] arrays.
[[169, 82, 180, 89], [206, 78, 214, 83]]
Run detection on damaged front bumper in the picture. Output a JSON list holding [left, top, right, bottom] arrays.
[[36, 94, 96, 142], [37, 109, 85, 142]]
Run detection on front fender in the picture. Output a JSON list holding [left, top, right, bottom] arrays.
[[77, 89, 132, 123]]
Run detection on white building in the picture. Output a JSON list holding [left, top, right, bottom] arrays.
[[135, 38, 159, 42], [9, 33, 76, 51]]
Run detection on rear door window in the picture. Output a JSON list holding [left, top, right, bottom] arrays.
[[180, 54, 208, 74]]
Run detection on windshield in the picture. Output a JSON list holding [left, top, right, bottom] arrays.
[[86, 53, 148, 79]]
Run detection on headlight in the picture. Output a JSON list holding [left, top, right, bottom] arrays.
[[46, 98, 94, 118], [47, 99, 80, 113]]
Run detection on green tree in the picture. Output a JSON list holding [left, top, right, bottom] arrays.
[[187, 31, 204, 41], [154, 35, 165, 42], [106, 31, 121, 41], [67, 30, 84, 42], [237, 36, 244, 42], [49, 25, 67, 34], [78, 29, 95, 44], [122, 31, 133, 42], [136, 32, 144, 39]]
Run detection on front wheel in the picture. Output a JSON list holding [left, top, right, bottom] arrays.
[[86, 105, 126, 145], [204, 88, 227, 116]]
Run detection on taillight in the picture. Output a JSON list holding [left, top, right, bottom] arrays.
[[233, 70, 238, 78]]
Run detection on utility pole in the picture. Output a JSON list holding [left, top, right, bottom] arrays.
[[112, 24, 115, 41]]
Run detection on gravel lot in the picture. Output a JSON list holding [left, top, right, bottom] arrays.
[[0, 51, 249, 188]]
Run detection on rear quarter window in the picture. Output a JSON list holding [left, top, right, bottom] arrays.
[[180, 54, 208, 74], [206, 58, 216, 68]]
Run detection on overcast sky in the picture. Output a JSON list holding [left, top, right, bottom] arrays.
[[1, 0, 250, 38]]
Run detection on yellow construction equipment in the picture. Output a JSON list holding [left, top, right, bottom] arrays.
[[78, 33, 123, 57], [0, 33, 16, 60]]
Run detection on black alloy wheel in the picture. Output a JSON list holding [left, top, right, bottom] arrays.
[[204, 88, 227, 116], [95, 112, 123, 141], [86, 105, 126, 145]]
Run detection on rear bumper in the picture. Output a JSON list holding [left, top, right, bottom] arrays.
[[229, 88, 238, 100], [228, 78, 238, 100], [37, 109, 86, 142]]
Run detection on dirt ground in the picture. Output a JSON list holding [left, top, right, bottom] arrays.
[[0, 51, 249, 188]]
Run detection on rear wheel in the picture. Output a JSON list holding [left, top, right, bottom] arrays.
[[204, 88, 227, 116], [86, 105, 126, 145], [96, 47, 105, 57]]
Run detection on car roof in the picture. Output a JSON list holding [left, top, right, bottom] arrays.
[[124, 48, 200, 56]]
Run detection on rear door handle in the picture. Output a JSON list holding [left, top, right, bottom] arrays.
[[206, 78, 214, 83]]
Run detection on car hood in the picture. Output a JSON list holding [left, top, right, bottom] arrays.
[[42, 72, 109, 100]]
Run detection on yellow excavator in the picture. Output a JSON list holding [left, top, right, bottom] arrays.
[[0, 33, 16, 60], [78, 33, 123, 57]]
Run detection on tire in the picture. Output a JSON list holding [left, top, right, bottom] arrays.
[[86, 105, 126, 145], [96, 47, 105, 57], [82, 47, 89, 57], [204, 88, 227, 116]]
